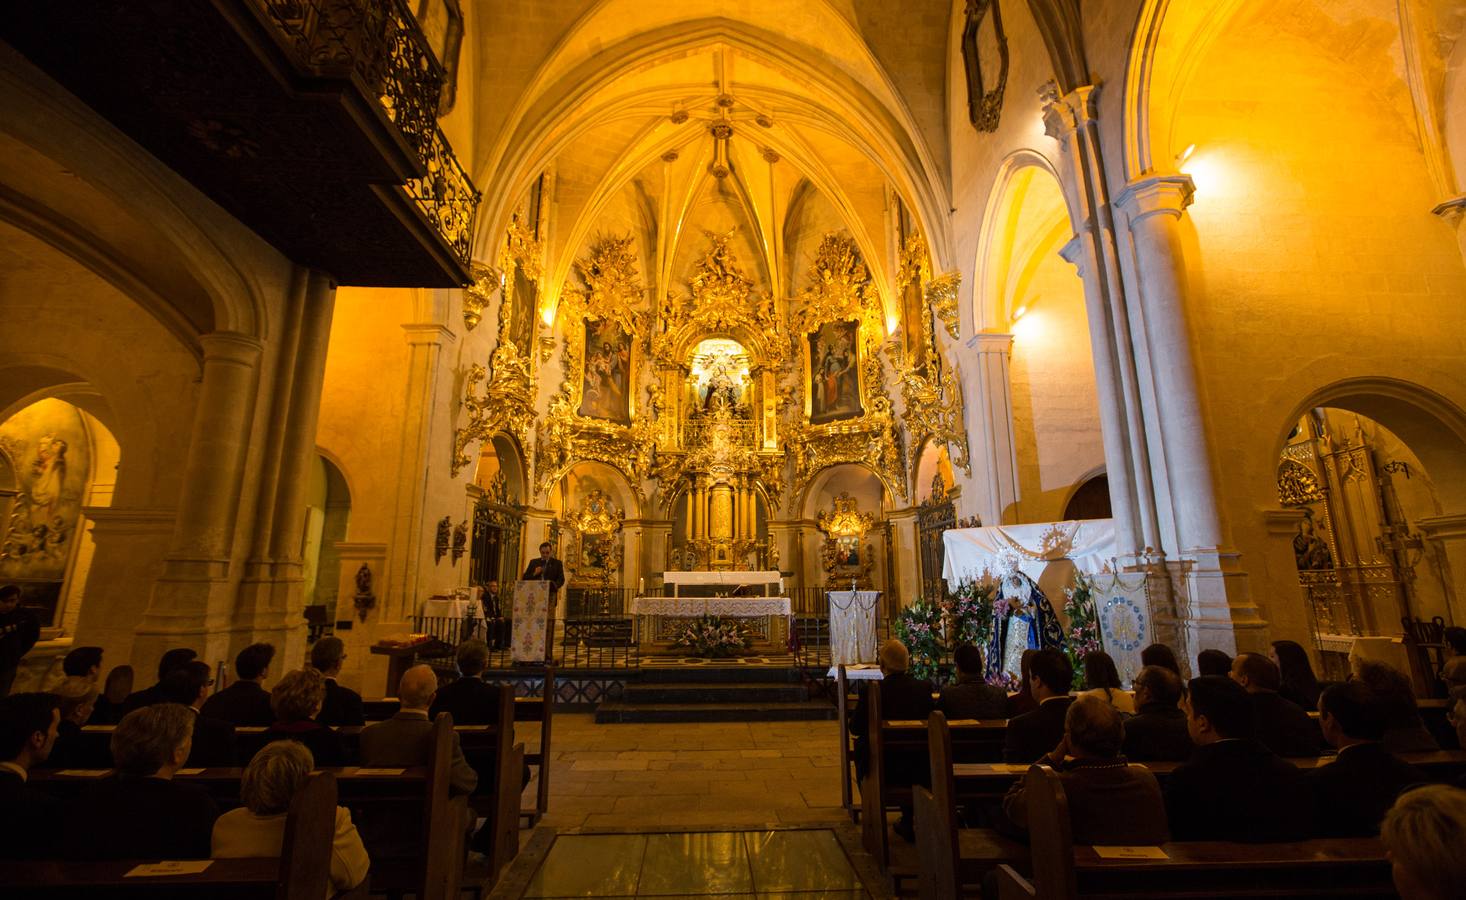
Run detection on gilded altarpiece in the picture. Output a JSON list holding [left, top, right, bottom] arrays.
[[562, 489, 624, 589], [891, 232, 970, 480]]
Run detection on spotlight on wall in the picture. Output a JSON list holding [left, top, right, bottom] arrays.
[[1176, 143, 1197, 167], [1011, 304, 1028, 322]]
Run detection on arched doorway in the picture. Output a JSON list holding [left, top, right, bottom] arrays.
[[301, 454, 350, 633], [1063, 474, 1112, 521]]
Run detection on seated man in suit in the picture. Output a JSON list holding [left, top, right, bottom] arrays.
[[61, 645, 104, 684], [1122, 665, 1193, 762], [121, 647, 197, 714], [849, 639, 934, 842], [1165, 675, 1310, 842], [939, 643, 1008, 721], [1002, 695, 1169, 845], [479, 580, 510, 650], [1196, 648, 1233, 678], [1309, 680, 1425, 836], [310, 636, 364, 727], [1003, 649, 1075, 764], [200, 642, 277, 727], [0, 692, 65, 859], [1229, 652, 1322, 757], [70, 703, 220, 859], [1381, 785, 1466, 900], [430, 639, 503, 725], [360, 664, 478, 795], [160, 660, 237, 768]]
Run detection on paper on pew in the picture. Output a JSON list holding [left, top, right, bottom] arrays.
[[176, 768, 206, 775], [353, 767, 406, 775], [55, 769, 112, 777], [1092, 846, 1168, 859], [125, 861, 214, 877]]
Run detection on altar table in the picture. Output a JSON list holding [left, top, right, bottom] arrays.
[[627, 594, 792, 645]]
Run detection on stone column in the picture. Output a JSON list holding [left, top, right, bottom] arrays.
[[1042, 84, 1154, 557], [963, 333, 1019, 525], [72, 508, 175, 669], [1417, 513, 1466, 619], [133, 331, 264, 674], [885, 508, 920, 609], [1114, 175, 1265, 657]]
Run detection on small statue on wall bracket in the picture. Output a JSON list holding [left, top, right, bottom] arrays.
[[451, 520, 468, 564], [435, 516, 452, 564], [353, 563, 376, 622]]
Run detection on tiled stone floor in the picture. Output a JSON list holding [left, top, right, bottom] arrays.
[[529, 713, 849, 831]]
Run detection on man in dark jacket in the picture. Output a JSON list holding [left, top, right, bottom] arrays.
[[1309, 680, 1425, 836], [1230, 652, 1322, 757], [1003, 649, 1075, 764], [0, 585, 40, 697], [121, 648, 198, 714], [939, 643, 1008, 720], [1122, 665, 1193, 761], [849, 639, 934, 842], [310, 636, 364, 727], [0, 692, 64, 858], [430, 639, 505, 725], [522, 542, 565, 593], [200, 643, 275, 727], [1165, 675, 1310, 842], [160, 660, 236, 768]]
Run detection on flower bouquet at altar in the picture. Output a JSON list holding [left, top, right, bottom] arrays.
[[673, 614, 753, 658]]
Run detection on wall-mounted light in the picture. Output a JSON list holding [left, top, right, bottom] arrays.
[[1011, 304, 1028, 322], [1176, 143, 1197, 167]]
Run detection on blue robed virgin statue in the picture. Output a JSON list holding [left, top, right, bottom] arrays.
[[984, 568, 1066, 683]]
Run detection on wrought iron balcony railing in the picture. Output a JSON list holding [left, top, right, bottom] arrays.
[[253, 0, 478, 269]]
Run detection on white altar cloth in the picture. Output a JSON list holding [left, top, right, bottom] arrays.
[[661, 570, 784, 595], [629, 596, 791, 617], [422, 595, 478, 621], [941, 520, 1117, 585]]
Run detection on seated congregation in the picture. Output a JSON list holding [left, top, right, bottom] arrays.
[[0, 636, 531, 897], [849, 637, 1466, 899]]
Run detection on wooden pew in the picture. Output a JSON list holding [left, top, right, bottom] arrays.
[[2, 771, 361, 899], [835, 665, 860, 822], [914, 711, 1029, 900], [992, 765, 1394, 899]]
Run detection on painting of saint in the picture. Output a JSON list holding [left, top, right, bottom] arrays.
[[808, 320, 862, 424], [578, 319, 632, 423]]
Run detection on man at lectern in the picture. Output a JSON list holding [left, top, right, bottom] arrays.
[[522, 541, 565, 593]]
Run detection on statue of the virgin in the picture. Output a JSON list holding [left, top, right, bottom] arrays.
[[984, 559, 1066, 683]]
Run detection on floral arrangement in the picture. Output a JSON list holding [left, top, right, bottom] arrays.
[[672, 615, 752, 658], [947, 579, 995, 650], [894, 600, 944, 683], [1061, 572, 1103, 689]]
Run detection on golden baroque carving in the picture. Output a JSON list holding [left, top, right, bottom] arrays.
[[653, 234, 784, 366], [926, 270, 962, 340], [792, 233, 881, 338], [502, 207, 542, 283], [450, 339, 537, 477], [567, 235, 645, 334], [817, 491, 877, 538], [462, 262, 499, 331], [1278, 458, 1326, 507], [897, 351, 972, 476]]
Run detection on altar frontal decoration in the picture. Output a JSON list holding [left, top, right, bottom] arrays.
[[672, 615, 753, 658]]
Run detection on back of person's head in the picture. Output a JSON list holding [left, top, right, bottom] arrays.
[[1196, 649, 1233, 678], [102, 664, 134, 704], [953, 642, 984, 677], [1444, 626, 1466, 656], [1185, 675, 1254, 740], [398, 664, 439, 710], [1381, 785, 1466, 900], [270, 668, 325, 722], [160, 660, 213, 708], [235, 643, 276, 681], [156, 648, 198, 683], [1135, 665, 1183, 707], [1140, 643, 1181, 675], [879, 639, 910, 674], [1233, 652, 1281, 691], [0, 584, 21, 606], [0, 692, 60, 761], [1065, 695, 1124, 758], [1272, 639, 1319, 687], [62, 646, 103, 678], [1318, 680, 1387, 742], [1017, 650, 1037, 693], [1029, 649, 1073, 695], [1083, 651, 1122, 691], [56, 677, 99, 724], [1354, 660, 1422, 727], [241, 740, 315, 815], [112, 703, 194, 775], [308, 636, 346, 674], [457, 639, 490, 677]]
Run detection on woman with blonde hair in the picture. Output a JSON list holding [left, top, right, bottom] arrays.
[[212, 740, 369, 895], [1381, 785, 1466, 899], [264, 668, 345, 766]]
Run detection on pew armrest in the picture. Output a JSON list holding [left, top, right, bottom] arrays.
[[995, 864, 1037, 900]]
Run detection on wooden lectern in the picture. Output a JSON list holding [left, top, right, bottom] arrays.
[[511, 580, 555, 663]]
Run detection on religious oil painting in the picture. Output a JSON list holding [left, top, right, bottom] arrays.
[[809, 320, 862, 424], [0, 398, 93, 626], [578, 318, 632, 423]]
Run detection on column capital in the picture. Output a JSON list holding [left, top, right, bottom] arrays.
[[966, 332, 1014, 354], [1416, 513, 1466, 539], [401, 322, 457, 345], [1059, 234, 1086, 274], [199, 331, 264, 366], [1040, 81, 1100, 142], [1115, 174, 1195, 222]]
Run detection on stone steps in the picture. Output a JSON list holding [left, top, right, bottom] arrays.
[[622, 681, 808, 704], [593, 664, 837, 723], [594, 698, 837, 723]]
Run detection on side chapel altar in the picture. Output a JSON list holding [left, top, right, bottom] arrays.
[[630, 570, 790, 648], [941, 519, 1153, 685]]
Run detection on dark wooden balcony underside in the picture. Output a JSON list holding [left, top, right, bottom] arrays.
[[2, 1, 473, 287]]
